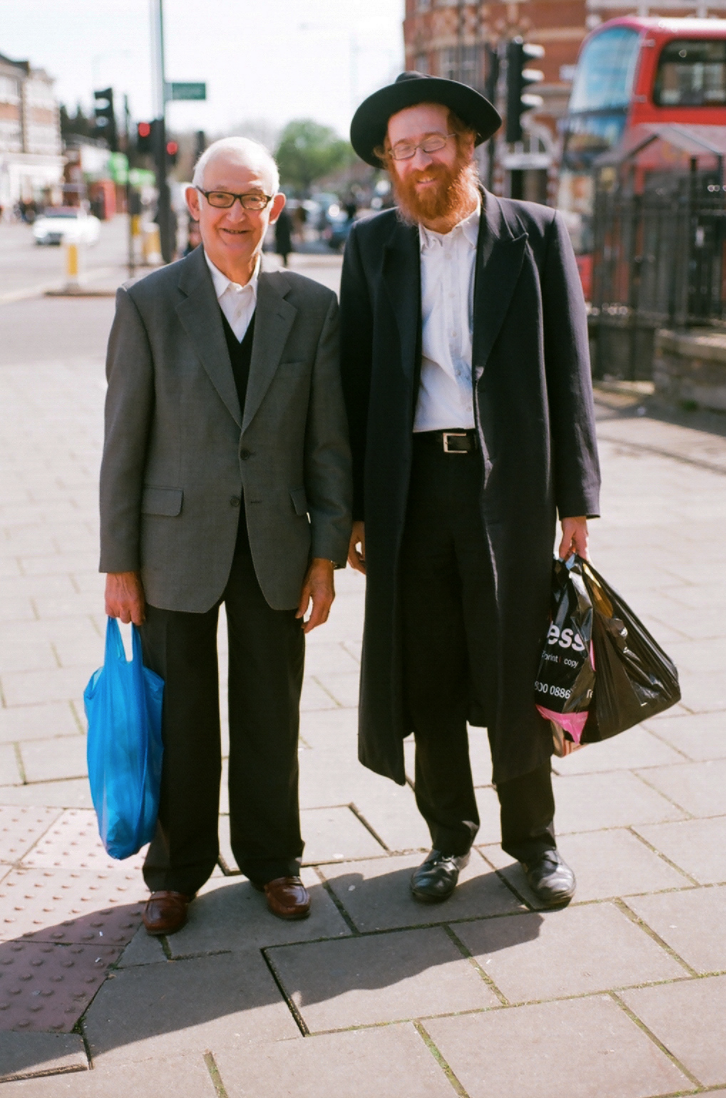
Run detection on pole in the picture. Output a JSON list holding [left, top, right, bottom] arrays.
[[124, 94, 135, 279], [154, 0, 174, 263]]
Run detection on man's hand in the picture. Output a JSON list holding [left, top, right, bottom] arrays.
[[296, 558, 335, 634], [558, 516, 589, 561], [105, 571, 146, 626], [348, 521, 366, 575]]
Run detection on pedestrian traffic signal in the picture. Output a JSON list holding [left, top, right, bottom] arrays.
[[505, 39, 544, 144], [136, 121, 153, 155], [94, 87, 118, 151], [166, 140, 179, 167]]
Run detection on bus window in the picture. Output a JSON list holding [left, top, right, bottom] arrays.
[[569, 26, 642, 112], [654, 39, 726, 105]]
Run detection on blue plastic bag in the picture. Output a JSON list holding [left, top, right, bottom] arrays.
[[84, 617, 164, 859]]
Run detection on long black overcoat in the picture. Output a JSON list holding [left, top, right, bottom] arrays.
[[339, 191, 601, 787]]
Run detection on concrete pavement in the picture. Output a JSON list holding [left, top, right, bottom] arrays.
[[1, 249, 726, 1096]]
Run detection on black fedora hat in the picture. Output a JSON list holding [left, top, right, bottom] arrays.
[[350, 71, 501, 167]]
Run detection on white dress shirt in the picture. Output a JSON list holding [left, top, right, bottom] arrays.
[[413, 203, 480, 432], [205, 251, 260, 342]]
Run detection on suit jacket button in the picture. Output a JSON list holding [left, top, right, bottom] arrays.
[[230, 496, 241, 507], [240, 449, 252, 461]]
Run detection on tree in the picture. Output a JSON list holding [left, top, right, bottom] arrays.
[[275, 120, 353, 192], [60, 103, 94, 141]]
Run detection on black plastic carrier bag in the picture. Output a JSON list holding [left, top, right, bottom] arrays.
[[579, 559, 681, 742]]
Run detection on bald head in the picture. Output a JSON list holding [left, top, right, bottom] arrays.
[[192, 137, 280, 195]]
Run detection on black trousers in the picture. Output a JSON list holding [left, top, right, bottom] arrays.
[[139, 523, 305, 895], [400, 433, 556, 864]]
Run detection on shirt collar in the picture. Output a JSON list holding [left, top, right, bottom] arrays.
[[419, 200, 481, 253], [204, 250, 261, 301]]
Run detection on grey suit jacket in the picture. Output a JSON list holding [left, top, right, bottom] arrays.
[[99, 245, 352, 613]]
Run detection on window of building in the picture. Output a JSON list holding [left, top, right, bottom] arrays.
[[415, 52, 430, 74], [440, 47, 457, 80], [438, 45, 482, 87], [654, 39, 726, 105], [0, 75, 20, 104]]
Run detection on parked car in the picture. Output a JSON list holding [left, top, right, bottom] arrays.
[[32, 208, 101, 246]]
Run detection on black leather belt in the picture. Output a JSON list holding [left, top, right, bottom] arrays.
[[414, 429, 478, 453]]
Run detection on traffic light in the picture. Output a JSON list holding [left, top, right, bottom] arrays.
[[505, 39, 544, 144], [136, 121, 153, 155], [166, 140, 179, 167], [94, 87, 118, 151]]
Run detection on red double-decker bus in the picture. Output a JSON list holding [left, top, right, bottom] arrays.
[[558, 16, 726, 295]]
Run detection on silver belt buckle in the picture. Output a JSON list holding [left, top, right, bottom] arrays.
[[442, 431, 468, 453]]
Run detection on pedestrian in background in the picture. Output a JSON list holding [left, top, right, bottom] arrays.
[[274, 205, 293, 266], [340, 73, 600, 909], [100, 136, 352, 935]]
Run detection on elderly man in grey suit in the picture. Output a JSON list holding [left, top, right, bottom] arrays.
[[100, 137, 352, 935]]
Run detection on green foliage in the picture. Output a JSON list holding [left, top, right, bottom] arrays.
[[275, 119, 353, 192]]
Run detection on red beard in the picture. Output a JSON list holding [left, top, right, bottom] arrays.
[[391, 153, 478, 226]]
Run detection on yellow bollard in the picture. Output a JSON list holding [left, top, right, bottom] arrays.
[[142, 223, 162, 266], [131, 214, 142, 238], [64, 240, 81, 290]]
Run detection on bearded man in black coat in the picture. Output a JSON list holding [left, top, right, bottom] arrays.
[[339, 73, 601, 907]]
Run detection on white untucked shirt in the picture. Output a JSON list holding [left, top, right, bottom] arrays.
[[413, 203, 480, 432], [205, 251, 260, 342]]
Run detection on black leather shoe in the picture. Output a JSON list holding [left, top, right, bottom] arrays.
[[410, 849, 470, 904], [522, 849, 576, 906]]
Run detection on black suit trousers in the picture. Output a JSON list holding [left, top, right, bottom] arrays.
[[400, 435, 556, 863], [139, 523, 305, 895]]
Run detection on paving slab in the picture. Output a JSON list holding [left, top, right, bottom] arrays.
[[621, 974, 726, 1087], [0, 779, 93, 810], [0, 868, 143, 943], [214, 1023, 454, 1098], [473, 785, 506, 845], [18, 737, 87, 785], [634, 816, 726, 883], [165, 869, 351, 957], [0, 1032, 87, 1083], [298, 705, 359, 749], [219, 804, 385, 870], [349, 780, 433, 852], [0, 746, 22, 787], [551, 771, 686, 833], [310, 671, 360, 708], [637, 758, 726, 816], [21, 809, 145, 874], [551, 727, 685, 775], [302, 642, 360, 676], [423, 994, 689, 1098], [0, 704, 81, 745], [267, 926, 499, 1031], [626, 885, 726, 974], [480, 827, 691, 905], [0, 807, 61, 866], [644, 709, 726, 760], [0, 939, 123, 1032], [0, 1051, 215, 1096], [84, 950, 300, 1065], [453, 901, 686, 1003], [115, 925, 167, 968], [0, 666, 89, 709], [321, 850, 523, 932]]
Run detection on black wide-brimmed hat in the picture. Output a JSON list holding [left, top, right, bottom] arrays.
[[350, 71, 501, 167]]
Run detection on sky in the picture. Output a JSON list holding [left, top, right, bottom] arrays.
[[0, 0, 405, 141]]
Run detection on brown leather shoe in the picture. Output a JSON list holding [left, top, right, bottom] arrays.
[[260, 876, 310, 920], [143, 891, 192, 936]]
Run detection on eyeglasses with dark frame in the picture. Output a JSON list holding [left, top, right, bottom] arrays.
[[389, 132, 456, 161], [196, 188, 274, 211]]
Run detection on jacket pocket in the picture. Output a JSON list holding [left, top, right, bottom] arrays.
[[290, 487, 308, 517], [141, 486, 183, 517]]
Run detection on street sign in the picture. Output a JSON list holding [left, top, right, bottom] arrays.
[[166, 82, 206, 101]]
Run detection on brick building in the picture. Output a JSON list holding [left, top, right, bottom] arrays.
[[0, 52, 63, 215], [402, 0, 726, 200]]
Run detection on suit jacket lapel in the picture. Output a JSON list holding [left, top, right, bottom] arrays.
[[176, 247, 241, 427], [382, 221, 421, 384], [242, 272, 296, 432], [472, 191, 528, 382]]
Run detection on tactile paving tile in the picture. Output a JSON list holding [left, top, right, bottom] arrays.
[[0, 807, 61, 865], [0, 869, 144, 943], [21, 809, 146, 873], [0, 939, 123, 1032]]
